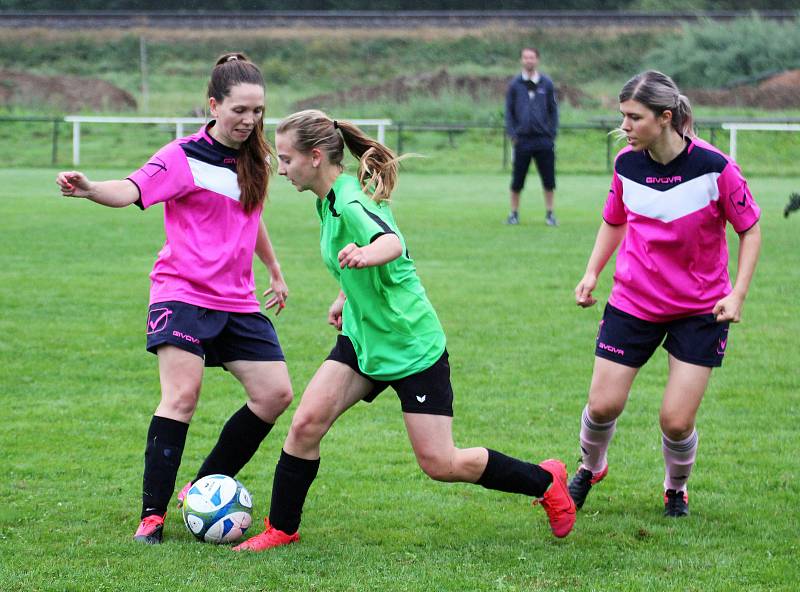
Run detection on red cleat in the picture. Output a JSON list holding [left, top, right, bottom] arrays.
[[232, 519, 299, 552], [176, 481, 192, 509], [534, 459, 577, 538], [134, 514, 165, 544]]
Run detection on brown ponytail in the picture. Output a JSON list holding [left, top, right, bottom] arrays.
[[208, 52, 274, 213], [276, 109, 400, 203]]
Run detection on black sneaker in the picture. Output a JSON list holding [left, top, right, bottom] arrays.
[[506, 212, 520, 225], [133, 514, 165, 544], [545, 212, 558, 227], [663, 489, 689, 517], [568, 464, 608, 509]]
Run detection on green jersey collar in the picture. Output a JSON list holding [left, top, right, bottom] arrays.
[[319, 174, 363, 219]]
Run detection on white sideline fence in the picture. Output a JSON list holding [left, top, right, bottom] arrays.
[[64, 116, 392, 166], [721, 122, 800, 162]]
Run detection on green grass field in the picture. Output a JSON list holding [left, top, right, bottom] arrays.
[[1, 169, 798, 591]]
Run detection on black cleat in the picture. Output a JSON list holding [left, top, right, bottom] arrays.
[[568, 464, 607, 510], [663, 489, 689, 518], [134, 514, 165, 544], [784, 192, 800, 218]]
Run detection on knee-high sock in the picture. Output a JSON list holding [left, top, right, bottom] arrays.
[[579, 405, 616, 473], [194, 404, 273, 482], [142, 415, 189, 518], [268, 450, 320, 535], [476, 449, 553, 498], [662, 430, 698, 492]]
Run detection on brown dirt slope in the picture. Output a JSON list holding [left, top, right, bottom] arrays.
[[687, 69, 800, 110], [0, 70, 136, 112], [293, 68, 590, 111]]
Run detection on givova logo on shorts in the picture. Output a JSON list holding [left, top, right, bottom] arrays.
[[147, 307, 173, 334]]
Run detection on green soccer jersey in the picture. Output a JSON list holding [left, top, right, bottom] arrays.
[[316, 173, 446, 381]]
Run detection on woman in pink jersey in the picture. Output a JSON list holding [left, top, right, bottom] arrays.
[[568, 71, 761, 517], [56, 53, 293, 544]]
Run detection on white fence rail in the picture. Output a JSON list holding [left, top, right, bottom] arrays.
[[64, 115, 392, 165], [721, 122, 800, 162]]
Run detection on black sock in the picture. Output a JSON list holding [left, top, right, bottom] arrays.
[[141, 415, 189, 519], [476, 449, 552, 498], [193, 404, 273, 483], [268, 449, 320, 534]]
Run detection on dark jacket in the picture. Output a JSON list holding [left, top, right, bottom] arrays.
[[505, 73, 559, 148]]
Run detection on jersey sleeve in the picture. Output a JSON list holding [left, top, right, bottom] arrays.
[[340, 199, 396, 246], [602, 169, 627, 225], [127, 141, 194, 209], [717, 161, 760, 232]]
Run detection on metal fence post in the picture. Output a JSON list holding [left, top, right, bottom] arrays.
[[51, 119, 59, 165], [72, 121, 80, 166], [397, 122, 404, 155]]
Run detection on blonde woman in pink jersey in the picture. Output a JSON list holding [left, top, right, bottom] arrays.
[[568, 71, 761, 517], [56, 53, 293, 544]]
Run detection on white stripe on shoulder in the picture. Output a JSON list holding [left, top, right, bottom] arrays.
[[186, 157, 241, 202], [619, 173, 720, 222]]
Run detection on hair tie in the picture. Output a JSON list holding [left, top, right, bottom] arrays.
[[333, 120, 339, 130]]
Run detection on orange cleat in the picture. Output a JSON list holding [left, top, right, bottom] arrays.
[[232, 518, 299, 552], [534, 459, 577, 538]]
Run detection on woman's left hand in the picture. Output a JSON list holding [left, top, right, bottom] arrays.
[[712, 292, 744, 323], [264, 275, 289, 315]]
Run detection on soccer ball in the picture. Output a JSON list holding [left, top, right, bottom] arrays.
[[181, 474, 253, 544]]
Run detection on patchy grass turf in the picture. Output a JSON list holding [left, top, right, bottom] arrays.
[[0, 169, 797, 591]]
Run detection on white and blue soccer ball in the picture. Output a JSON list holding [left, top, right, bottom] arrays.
[[181, 474, 253, 544]]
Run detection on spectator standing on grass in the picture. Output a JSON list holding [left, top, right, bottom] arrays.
[[56, 53, 293, 544], [231, 109, 576, 552], [568, 71, 761, 518], [504, 47, 559, 226]]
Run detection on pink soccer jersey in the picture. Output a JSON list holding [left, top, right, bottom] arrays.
[[127, 124, 263, 313], [602, 137, 760, 322]]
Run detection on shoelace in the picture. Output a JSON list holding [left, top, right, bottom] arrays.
[[665, 490, 687, 510], [573, 469, 593, 486], [136, 514, 164, 534]]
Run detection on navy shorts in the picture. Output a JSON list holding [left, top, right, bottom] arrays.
[[595, 304, 730, 369], [145, 301, 284, 367], [511, 141, 556, 192], [326, 334, 454, 416]]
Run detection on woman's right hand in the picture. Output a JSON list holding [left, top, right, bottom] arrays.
[[327, 293, 346, 331], [56, 171, 92, 198], [575, 272, 598, 307]]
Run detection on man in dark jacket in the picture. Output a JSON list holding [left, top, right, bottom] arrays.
[[505, 47, 559, 226]]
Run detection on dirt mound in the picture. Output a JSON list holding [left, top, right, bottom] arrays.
[[293, 68, 590, 111], [0, 70, 137, 112], [687, 69, 800, 110]]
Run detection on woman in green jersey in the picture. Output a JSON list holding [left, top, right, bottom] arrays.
[[234, 110, 576, 552]]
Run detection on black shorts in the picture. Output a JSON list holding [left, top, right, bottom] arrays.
[[511, 141, 556, 192], [595, 304, 730, 369], [326, 334, 454, 416], [145, 301, 284, 367]]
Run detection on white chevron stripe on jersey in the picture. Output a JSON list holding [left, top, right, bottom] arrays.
[[619, 172, 720, 222], [187, 157, 241, 202]]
